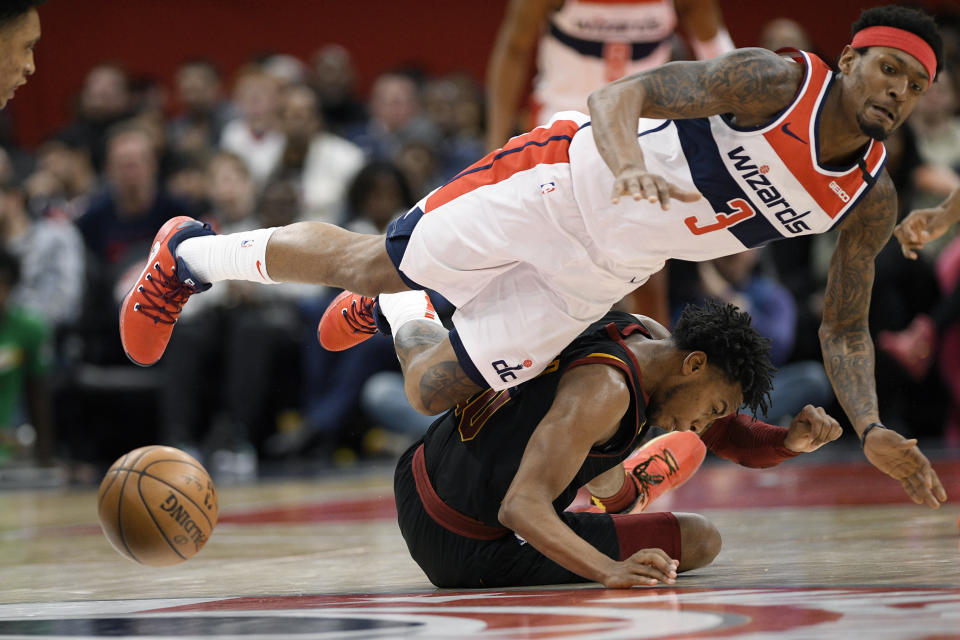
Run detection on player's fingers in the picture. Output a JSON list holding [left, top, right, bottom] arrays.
[[611, 177, 638, 203], [668, 184, 702, 203], [639, 175, 660, 204], [654, 177, 672, 210], [629, 549, 679, 580], [626, 175, 646, 201], [900, 477, 925, 505], [900, 244, 919, 260], [896, 438, 919, 449], [826, 421, 843, 443], [903, 464, 941, 508], [611, 179, 628, 203], [626, 560, 676, 585], [929, 468, 948, 502], [914, 473, 941, 509]]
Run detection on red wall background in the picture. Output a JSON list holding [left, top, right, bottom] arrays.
[[8, 0, 956, 148]]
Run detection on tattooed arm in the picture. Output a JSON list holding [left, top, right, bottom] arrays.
[[393, 321, 483, 415], [587, 47, 802, 206], [821, 172, 947, 508]]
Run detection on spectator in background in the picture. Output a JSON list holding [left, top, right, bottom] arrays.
[[758, 18, 814, 53], [57, 63, 135, 173], [0, 247, 54, 469], [907, 72, 960, 214], [165, 153, 209, 215], [167, 59, 237, 159], [421, 76, 484, 181], [395, 140, 442, 202], [309, 44, 367, 135], [75, 122, 190, 364], [24, 136, 97, 220], [670, 250, 832, 424], [220, 66, 284, 188], [274, 83, 364, 223], [345, 71, 439, 162], [261, 54, 308, 89], [0, 182, 84, 330]]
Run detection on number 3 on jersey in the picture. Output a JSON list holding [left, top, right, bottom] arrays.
[[684, 198, 755, 236]]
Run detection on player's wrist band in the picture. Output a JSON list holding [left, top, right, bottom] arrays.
[[860, 422, 884, 447]]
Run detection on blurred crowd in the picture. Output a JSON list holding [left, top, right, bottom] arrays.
[[0, 10, 959, 484]]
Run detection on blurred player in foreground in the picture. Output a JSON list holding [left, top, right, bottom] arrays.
[[0, 0, 42, 109]]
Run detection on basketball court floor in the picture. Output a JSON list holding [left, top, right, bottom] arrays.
[[2, 444, 959, 639]]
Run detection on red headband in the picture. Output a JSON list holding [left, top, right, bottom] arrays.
[[851, 26, 936, 82]]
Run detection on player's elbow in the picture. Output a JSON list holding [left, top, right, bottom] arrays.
[[498, 492, 531, 533]]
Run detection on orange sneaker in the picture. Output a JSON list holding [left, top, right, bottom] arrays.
[[624, 430, 706, 514], [119, 216, 213, 366], [317, 290, 379, 351]]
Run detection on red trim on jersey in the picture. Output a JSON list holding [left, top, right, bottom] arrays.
[[424, 118, 580, 213], [412, 444, 510, 540], [762, 52, 886, 218]]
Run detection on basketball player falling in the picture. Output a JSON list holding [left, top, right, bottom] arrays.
[[120, 5, 947, 510]]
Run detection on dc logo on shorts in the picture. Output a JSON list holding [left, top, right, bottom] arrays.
[[540, 182, 556, 194], [241, 239, 255, 248], [492, 359, 533, 383]]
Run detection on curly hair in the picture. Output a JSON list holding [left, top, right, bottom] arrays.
[[671, 301, 774, 417], [0, 0, 45, 28], [851, 5, 944, 78]]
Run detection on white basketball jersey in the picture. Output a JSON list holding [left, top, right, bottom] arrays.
[[567, 50, 888, 278], [534, 0, 677, 120]]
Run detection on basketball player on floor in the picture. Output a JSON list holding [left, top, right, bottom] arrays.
[[0, 0, 43, 109], [486, 0, 734, 324], [120, 5, 947, 509], [393, 302, 841, 588]]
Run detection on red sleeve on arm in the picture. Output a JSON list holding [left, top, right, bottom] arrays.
[[700, 414, 800, 468]]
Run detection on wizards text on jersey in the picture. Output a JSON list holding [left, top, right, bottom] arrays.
[[728, 146, 811, 234]]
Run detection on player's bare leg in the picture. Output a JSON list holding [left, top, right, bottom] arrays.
[[318, 288, 484, 413], [266, 222, 407, 295], [121, 219, 409, 366], [393, 321, 482, 414]]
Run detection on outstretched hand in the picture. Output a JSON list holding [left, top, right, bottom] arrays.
[[862, 426, 947, 508], [783, 405, 843, 453], [611, 165, 701, 210], [894, 207, 951, 260]]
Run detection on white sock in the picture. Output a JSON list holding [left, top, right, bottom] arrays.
[[177, 228, 279, 284], [378, 291, 442, 336]]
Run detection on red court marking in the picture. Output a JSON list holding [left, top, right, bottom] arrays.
[[206, 458, 960, 526], [218, 496, 397, 525], [16, 458, 959, 538], [151, 587, 939, 638]]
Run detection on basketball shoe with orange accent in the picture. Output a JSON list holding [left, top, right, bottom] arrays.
[[119, 216, 213, 367], [317, 291, 380, 351], [623, 430, 706, 514]]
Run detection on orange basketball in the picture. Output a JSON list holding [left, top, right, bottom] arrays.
[[97, 445, 219, 566]]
